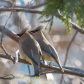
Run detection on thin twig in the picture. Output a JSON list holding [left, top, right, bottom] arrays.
[[0, 12, 15, 63], [28, 65, 31, 75], [64, 31, 78, 65], [28, 65, 32, 82], [15, 2, 47, 9], [1, 1, 47, 9], [59, 31, 78, 84], [0, 8, 42, 14], [56, 10, 84, 34], [1, 12, 12, 44]]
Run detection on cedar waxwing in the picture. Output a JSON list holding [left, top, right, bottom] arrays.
[[29, 26, 64, 72], [14, 28, 44, 78]]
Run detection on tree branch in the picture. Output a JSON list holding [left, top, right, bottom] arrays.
[[0, 54, 84, 78], [0, 8, 83, 34], [0, 8, 42, 14], [15, 2, 47, 9], [59, 31, 78, 84], [56, 11, 84, 34], [64, 31, 78, 66], [0, 25, 19, 42]]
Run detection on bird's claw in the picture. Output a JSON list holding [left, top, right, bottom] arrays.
[[61, 70, 64, 72], [35, 76, 40, 78]]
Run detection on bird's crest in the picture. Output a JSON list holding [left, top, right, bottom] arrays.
[[19, 28, 29, 34], [16, 28, 29, 37], [29, 26, 43, 33]]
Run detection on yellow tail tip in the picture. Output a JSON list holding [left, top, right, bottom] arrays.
[[61, 70, 64, 72], [35, 76, 40, 78]]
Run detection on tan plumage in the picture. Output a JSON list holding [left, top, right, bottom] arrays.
[[17, 28, 42, 77], [29, 26, 64, 72]]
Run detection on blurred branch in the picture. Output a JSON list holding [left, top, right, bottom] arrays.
[[0, 8, 42, 14], [0, 25, 19, 42], [56, 10, 84, 34], [59, 31, 78, 84], [28, 65, 32, 82], [0, 8, 84, 34], [0, 74, 15, 80], [1, 0, 47, 9], [1, 12, 12, 44], [1, 45, 14, 63], [1, 54, 84, 78], [15, 2, 47, 9], [64, 31, 78, 65], [0, 12, 15, 63]]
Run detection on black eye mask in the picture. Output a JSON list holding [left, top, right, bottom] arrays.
[[17, 33, 24, 37], [28, 29, 39, 34]]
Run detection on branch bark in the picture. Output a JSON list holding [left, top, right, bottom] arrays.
[[59, 31, 78, 84], [0, 8, 42, 14]]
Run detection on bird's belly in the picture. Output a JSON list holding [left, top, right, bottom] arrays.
[[41, 51, 53, 62], [19, 48, 31, 63]]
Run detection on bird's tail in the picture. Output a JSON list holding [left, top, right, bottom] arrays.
[[32, 62, 40, 78], [55, 59, 64, 72]]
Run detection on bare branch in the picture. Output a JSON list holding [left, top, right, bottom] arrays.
[[56, 11, 84, 34], [1, 12, 12, 44], [0, 8, 83, 34], [0, 12, 15, 63], [64, 31, 78, 65], [15, 2, 47, 9], [59, 31, 78, 84], [0, 0, 47, 9], [0, 8, 42, 14], [0, 25, 19, 42], [0, 54, 84, 78], [0, 74, 35, 80], [0, 76, 15, 80]]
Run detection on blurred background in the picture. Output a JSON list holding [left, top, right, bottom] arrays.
[[0, 0, 84, 84]]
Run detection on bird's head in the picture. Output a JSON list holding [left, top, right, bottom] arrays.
[[28, 26, 43, 34], [14, 28, 29, 38]]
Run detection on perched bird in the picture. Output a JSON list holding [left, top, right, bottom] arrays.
[[29, 26, 64, 72], [14, 28, 44, 78]]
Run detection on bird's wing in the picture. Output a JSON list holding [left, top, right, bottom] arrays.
[[35, 42, 44, 63], [42, 45, 58, 59], [22, 47, 38, 65]]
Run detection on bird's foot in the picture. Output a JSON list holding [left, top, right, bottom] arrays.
[[61, 69, 64, 72], [35, 76, 40, 78]]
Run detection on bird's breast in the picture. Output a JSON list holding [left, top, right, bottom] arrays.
[[41, 51, 54, 62]]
